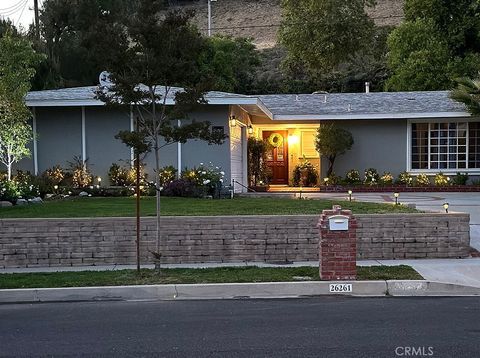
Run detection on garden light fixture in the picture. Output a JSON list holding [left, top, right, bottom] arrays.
[[348, 190, 352, 202], [394, 192, 399, 205], [443, 202, 449, 213]]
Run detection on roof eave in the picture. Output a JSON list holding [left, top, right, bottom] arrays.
[[271, 111, 472, 120], [26, 97, 258, 107]]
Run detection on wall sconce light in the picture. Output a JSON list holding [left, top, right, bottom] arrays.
[[248, 125, 253, 135], [229, 115, 237, 127], [288, 134, 299, 145], [348, 190, 352, 202], [443, 202, 449, 213], [394, 192, 399, 205]]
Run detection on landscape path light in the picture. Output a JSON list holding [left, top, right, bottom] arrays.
[[443, 202, 449, 213], [394, 192, 399, 205], [348, 189, 352, 202]]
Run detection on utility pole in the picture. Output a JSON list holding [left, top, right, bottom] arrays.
[[34, 0, 40, 41], [207, 0, 217, 37]]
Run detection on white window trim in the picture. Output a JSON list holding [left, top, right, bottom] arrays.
[[407, 119, 480, 175]]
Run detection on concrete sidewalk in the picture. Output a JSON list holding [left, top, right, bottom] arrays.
[[2, 258, 480, 289]]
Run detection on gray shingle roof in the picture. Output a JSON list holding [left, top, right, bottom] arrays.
[[26, 86, 470, 119], [26, 86, 253, 103], [257, 91, 469, 119]]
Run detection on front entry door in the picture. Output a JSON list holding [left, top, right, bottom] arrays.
[[263, 131, 288, 185]]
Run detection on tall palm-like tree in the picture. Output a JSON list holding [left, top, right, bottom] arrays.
[[450, 77, 480, 115]]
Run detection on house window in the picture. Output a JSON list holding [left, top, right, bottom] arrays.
[[411, 121, 480, 170], [300, 131, 319, 158]]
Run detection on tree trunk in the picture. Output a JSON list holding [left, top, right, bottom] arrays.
[[326, 155, 336, 177], [152, 98, 161, 270]]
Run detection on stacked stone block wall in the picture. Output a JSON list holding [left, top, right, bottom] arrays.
[[0, 213, 470, 268]]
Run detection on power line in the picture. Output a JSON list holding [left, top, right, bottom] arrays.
[[16, 0, 28, 26], [0, 0, 26, 12], [0, 0, 28, 16]]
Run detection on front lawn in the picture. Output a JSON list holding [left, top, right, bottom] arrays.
[[0, 197, 418, 218], [0, 265, 423, 289]]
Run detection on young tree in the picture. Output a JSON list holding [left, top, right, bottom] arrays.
[[315, 123, 354, 177], [0, 99, 32, 180], [386, 0, 480, 91], [97, 2, 226, 261], [0, 33, 42, 180]]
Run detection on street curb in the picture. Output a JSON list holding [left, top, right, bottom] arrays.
[[1, 280, 479, 303]]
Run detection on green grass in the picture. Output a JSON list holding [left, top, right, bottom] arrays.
[[0, 266, 423, 289], [0, 197, 418, 218]]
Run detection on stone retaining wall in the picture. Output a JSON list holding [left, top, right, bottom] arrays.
[[0, 213, 470, 268]]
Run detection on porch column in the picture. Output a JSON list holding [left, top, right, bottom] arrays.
[[177, 119, 182, 178], [32, 107, 38, 175], [130, 105, 134, 166], [81, 106, 86, 164]]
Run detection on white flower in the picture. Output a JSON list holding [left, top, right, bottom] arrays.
[[202, 171, 207, 175], [220, 179, 223, 183], [215, 166, 219, 169], [200, 162, 204, 166], [203, 179, 210, 185], [220, 171, 225, 175]]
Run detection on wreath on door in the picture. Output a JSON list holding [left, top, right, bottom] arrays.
[[268, 133, 283, 148]]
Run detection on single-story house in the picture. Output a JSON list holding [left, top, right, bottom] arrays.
[[17, 84, 476, 192]]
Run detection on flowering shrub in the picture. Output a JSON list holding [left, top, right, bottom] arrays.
[[108, 163, 129, 186], [181, 163, 225, 196], [13, 171, 40, 199], [364, 168, 380, 185], [345, 169, 361, 184], [292, 158, 318, 187], [415, 174, 430, 186], [434, 172, 450, 186], [396, 171, 414, 186], [452, 172, 469, 185], [379, 172, 394, 185], [67, 157, 93, 189], [325, 173, 341, 186], [0, 171, 40, 203], [0, 179, 19, 202], [108, 162, 147, 186], [159, 165, 177, 187], [44, 165, 65, 185]]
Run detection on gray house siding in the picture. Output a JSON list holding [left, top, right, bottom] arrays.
[[14, 118, 34, 173], [11, 105, 232, 184], [323, 120, 408, 178], [180, 106, 231, 182], [85, 107, 131, 178], [36, 107, 83, 171]]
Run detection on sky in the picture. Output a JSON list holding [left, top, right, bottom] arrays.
[[0, 0, 37, 30]]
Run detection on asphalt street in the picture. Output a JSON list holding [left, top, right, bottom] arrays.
[[0, 297, 479, 357]]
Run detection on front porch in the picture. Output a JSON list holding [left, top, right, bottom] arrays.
[[229, 104, 322, 189]]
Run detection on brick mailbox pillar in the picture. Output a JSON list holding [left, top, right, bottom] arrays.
[[318, 205, 357, 280]]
